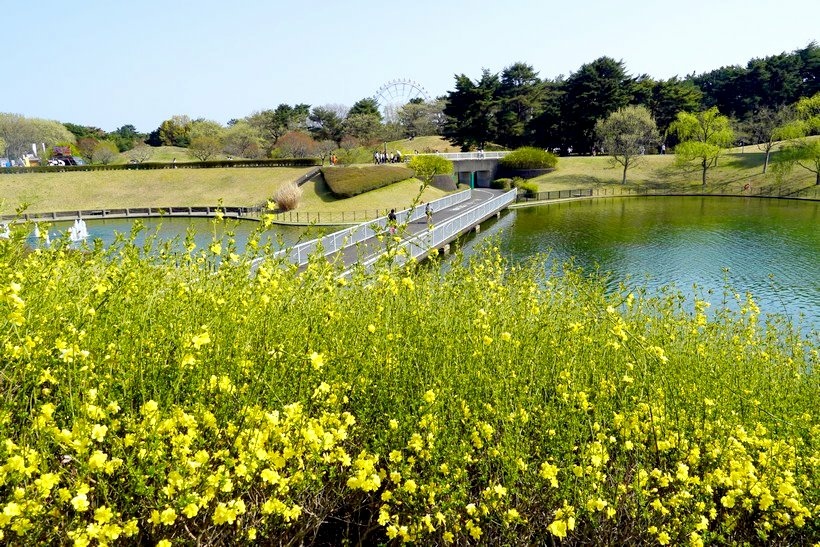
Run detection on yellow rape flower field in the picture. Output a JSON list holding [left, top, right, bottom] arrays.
[[0, 220, 818, 546]]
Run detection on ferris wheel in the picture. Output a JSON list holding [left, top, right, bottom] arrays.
[[373, 79, 431, 122]]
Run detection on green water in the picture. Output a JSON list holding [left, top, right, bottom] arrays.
[[460, 196, 818, 329], [37, 217, 336, 254], [30, 198, 818, 329]]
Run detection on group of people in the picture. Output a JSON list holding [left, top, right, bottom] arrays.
[[374, 150, 402, 164], [385, 202, 434, 236]]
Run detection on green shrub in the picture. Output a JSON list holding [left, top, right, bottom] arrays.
[[499, 147, 558, 170], [322, 165, 414, 197], [515, 179, 539, 196], [408, 155, 453, 186], [491, 178, 512, 190]]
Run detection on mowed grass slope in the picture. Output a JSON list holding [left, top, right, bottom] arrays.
[[298, 174, 448, 214], [3, 138, 817, 216], [0, 167, 314, 214], [534, 138, 820, 193], [387, 135, 461, 154]]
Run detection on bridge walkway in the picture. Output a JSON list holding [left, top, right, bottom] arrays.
[[257, 188, 516, 272]]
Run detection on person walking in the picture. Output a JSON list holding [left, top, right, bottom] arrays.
[[425, 202, 433, 227], [387, 209, 397, 235]]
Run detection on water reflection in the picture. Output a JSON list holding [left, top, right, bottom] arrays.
[[458, 197, 818, 329], [25, 217, 339, 254]]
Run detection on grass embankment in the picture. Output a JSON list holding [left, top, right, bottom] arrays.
[[531, 145, 818, 195], [0, 167, 313, 215], [0, 237, 816, 545], [322, 165, 415, 198], [297, 174, 448, 217], [4, 138, 817, 218], [387, 135, 461, 154]]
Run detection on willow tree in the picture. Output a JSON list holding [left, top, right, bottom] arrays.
[[670, 107, 734, 185], [595, 105, 659, 184], [773, 93, 820, 185]]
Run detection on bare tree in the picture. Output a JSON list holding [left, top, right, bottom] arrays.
[[128, 144, 153, 163]]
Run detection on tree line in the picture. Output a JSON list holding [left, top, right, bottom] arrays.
[[1, 42, 817, 169], [443, 42, 818, 153]]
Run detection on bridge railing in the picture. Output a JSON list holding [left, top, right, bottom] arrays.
[[269, 190, 474, 267], [354, 189, 516, 271], [418, 151, 510, 161]]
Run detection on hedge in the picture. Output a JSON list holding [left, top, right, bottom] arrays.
[[498, 147, 558, 170], [322, 165, 415, 198], [0, 158, 320, 174]]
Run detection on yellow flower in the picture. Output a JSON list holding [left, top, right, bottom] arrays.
[[122, 519, 139, 537], [89, 450, 108, 470], [191, 331, 211, 350], [157, 540, 172, 547], [539, 462, 559, 487], [548, 519, 568, 539], [183, 503, 199, 518], [160, 507, 176, 525], [71, 493, 90, 512], [90, 424, 107, 442], [93, 505, 114, 524], [310, 351, 324, 370], [658, 531, 671, 545], [424, 390, 436, 404], [367, 324, 376, 333], [501, 331, 512, 341]]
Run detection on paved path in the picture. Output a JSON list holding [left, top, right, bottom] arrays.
[[324, 188, 507, 269]]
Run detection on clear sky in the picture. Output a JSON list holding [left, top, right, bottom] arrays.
[[2, 0, 817, 133]]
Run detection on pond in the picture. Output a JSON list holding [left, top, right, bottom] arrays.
[[24, 197, 818, 330], [457, 196, 818, 330], [30, 217, 337, 253]]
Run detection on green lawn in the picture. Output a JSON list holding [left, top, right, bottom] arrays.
[[387, 135, 461, 154], [532, 150, 817, 194], [0, 167, 313, 214], [3, 139, 817, 217]]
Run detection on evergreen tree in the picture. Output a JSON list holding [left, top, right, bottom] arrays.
[[561, 57, 634, 153], [442, 69, 500, 150], [495, 62, 545, 149]]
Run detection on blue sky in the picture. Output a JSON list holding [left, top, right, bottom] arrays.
[[2, 0, 817, 133]]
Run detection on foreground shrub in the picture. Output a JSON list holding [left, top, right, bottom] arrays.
[[0, 232, 817, 545], [500, 146, 559, 169], [407, 155, 454, 186], [273, 182, 303, 211], [491, 178, 512, 190], [515, 179, 539, 196], [322, 165, 414, 197]]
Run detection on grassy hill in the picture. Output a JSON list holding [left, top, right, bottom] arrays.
[[387, 136, 461, 154], [531, 147, 818, 195], [3, 139, 817, 217], [298, 175, 448, 215], [0, 167, 313, 214]]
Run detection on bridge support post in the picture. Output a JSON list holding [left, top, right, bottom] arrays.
[[439, 244, 450, 255], [474, 224, 480, 233]]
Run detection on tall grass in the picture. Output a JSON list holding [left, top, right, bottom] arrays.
[[0, 225, 817, 545]]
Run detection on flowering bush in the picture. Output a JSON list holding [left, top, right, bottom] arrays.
[[0, 225, 817, 545]]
